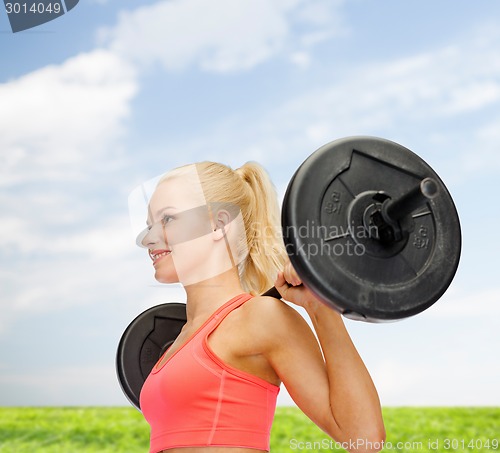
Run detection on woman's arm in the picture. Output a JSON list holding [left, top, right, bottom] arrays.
[[265, 263, 386, 452], [306, 301, 385, 450]]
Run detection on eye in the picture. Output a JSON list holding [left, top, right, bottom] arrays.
[[162, 214, 174, 225]]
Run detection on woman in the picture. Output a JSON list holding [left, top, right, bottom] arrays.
[[137, 161, 385, 453]]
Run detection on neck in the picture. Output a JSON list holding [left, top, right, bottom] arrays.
[[183, 266, 246, 325]]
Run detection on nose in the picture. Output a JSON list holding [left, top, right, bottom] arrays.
[[135, 227, 152, 248], [141, 230, 155, 248], [138, 222, 168, 249]]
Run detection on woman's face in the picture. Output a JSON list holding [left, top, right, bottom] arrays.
[[139, 167, 245, 286]]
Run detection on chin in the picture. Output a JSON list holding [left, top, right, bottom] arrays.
[[154, 271, 179, 284]]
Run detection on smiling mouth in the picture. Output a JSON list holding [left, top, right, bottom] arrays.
[[149, 249, 171, 264]]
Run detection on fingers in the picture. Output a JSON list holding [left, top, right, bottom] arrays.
[[274, 262, 321, 310], [274, 263, 303, 300], [283, 262, 302, 287], [274, 271, 286, 290]]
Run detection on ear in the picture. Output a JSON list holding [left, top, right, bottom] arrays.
[[212, 209, 231, 240]]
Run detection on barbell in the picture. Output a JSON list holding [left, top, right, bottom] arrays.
[[116, 136, 461, 410]]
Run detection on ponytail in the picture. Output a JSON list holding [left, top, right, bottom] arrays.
[[235, 163, 287, 294]]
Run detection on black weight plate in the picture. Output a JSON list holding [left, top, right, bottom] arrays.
[[282, 136, 461, 322], [116, 303, 187, 410]]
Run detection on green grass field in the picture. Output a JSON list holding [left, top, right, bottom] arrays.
[[0, 407, 498, 452]]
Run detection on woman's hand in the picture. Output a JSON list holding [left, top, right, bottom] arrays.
[[274, 260, 324, 312]]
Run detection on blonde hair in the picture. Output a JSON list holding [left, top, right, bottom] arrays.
[[161, 161, 286, 295]]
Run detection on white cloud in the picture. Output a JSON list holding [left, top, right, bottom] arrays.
[[455, 116, 500, 173], [294, 0, 343, 26], [372, 357, 500, 406], [0, 49, 142, 338], [99, 0, 346, 73], [0, 49, 137, 186], [289, 51, 311, 68], [158, 25, 500, 184], [0, 365, 121, 405], [289, 42, 500, 132], [423, 286, 500, 318], [442, 81, 500, 114], [18, 215, 135, 258], [0, 236, 180, 338]]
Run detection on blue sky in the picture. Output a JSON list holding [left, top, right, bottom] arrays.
[[1, 0, 499, 407]]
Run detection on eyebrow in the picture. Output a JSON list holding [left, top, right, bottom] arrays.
[[154, 206, 176, 216]]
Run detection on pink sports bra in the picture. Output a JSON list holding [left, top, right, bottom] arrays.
[[139, 293, 280, 453]]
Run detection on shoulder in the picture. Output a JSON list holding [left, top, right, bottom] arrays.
[[238, 295, 313, 352], [242, 295, 302, 322]]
